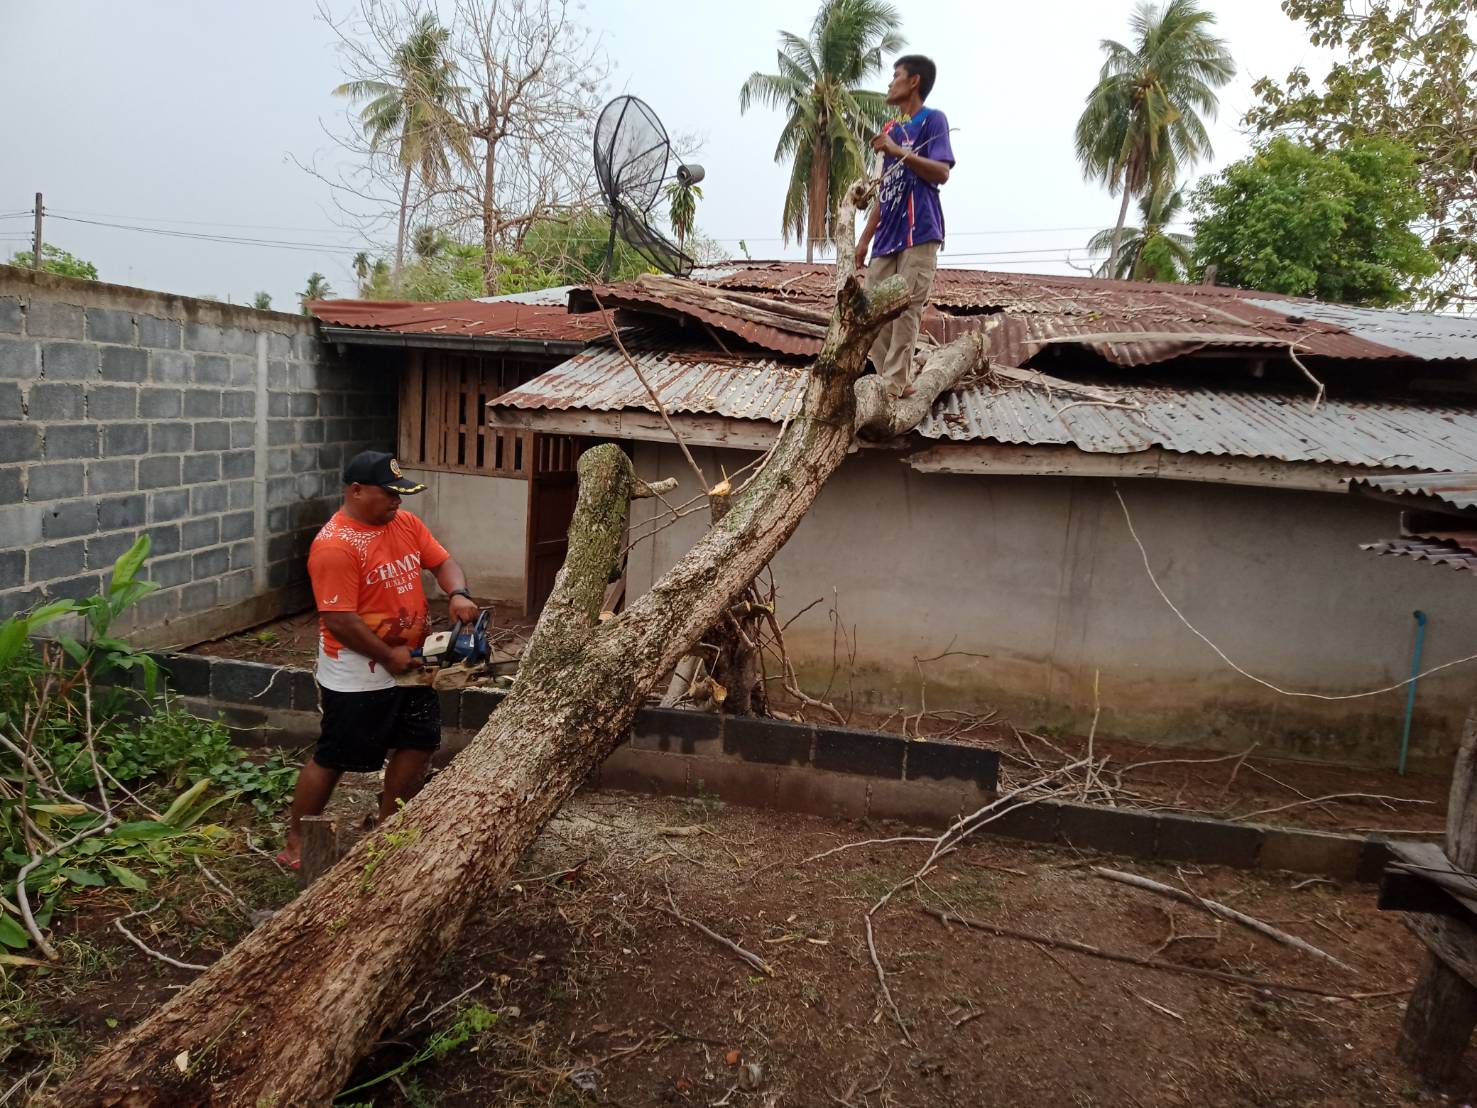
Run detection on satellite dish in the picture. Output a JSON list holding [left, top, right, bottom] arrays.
[[592, 95, 704, 279]]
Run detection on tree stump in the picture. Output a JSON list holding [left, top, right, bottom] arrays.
[[298, 815, 342, 889]]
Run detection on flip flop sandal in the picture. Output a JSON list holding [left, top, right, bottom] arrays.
[[275, 850, 301, 871]]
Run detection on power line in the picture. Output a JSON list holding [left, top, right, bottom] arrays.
[[46, 206, 367, 235], [47, 215, 367, 255]]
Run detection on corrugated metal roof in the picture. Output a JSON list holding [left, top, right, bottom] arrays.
[[491, 341, 807, 422], [489, 339, 1477, 472], [589, 261, 1474, 366], [474, 285, 575, 306], [1361, 537, 1477, 572], [570, 284, 821, 357], [918, 379, 1477, 470], [1349, 472, 1477, 511], [309, 298, 609, 342], [1247, 299, 1477, 361]]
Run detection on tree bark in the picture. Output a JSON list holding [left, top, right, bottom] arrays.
[[1107, 185, 1132, 278], [480, 135, 499, 293], [854, 325, 992, 443], [1398, 695, 1477, 1082], [59, 181, 919, 1107], [393, 164, 412, 285]]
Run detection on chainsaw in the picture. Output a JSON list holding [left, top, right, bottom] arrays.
[[395, 609, 513, 691]]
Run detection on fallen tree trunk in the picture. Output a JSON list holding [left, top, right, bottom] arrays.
[[60, 184, 983, 1106]]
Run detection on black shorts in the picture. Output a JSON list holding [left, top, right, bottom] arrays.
[[314, 686, 441, 773]]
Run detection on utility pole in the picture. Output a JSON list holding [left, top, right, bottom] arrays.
[[31, 193, 43, 271]]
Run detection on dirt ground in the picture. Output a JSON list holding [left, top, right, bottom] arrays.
[[16, 785, 1472, 1106], [189, 607, 1449, 839]]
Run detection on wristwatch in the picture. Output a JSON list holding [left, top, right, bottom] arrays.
[[449, 588, 473, 601]]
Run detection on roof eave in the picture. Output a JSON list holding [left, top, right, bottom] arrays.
[[319, 324, 588, 357]]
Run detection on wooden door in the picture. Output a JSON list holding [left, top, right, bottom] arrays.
[[524, 434, 584, 619]]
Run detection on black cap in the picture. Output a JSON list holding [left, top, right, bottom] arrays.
[[343, 451, 426, 495]]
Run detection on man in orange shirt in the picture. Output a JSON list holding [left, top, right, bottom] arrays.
[[280, 450, 479, 866]]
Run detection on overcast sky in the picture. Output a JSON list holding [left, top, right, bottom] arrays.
[[0, 0, 1330, 308]]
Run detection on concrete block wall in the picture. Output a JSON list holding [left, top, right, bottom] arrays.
[[0, 266, 396, 645]]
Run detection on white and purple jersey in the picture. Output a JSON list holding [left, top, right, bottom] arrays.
[[874, 107, 955, 258]]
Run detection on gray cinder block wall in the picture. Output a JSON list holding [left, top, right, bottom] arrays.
[[0, 266, 396, 646]]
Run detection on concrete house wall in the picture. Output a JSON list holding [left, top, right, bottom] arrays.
[[398, 467, 527, 608], [625, 441, 1477, 770], [0, 266, 397, 646]]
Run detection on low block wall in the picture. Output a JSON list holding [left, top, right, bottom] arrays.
[[154, 652, 1405, 882]]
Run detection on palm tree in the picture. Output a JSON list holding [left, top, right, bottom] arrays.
[[300, 273, 333, 315], [1087, 183, 1194, 281], [740, 0, 904, 262], [1074, 0, 1233, 276], [664, 179, 702, 256], [335, 14, 466, 282], [251, 291, 273, 310], [352, 251, 372, 294]]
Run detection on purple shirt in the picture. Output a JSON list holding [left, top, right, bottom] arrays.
[[873, 107, 955, 258]]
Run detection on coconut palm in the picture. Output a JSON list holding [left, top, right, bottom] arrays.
[[300, 273, 333, 315], [335, 14, 466, 281], [1074, 0, 1234, 276], [1087, 183, 1194, 281], [251, 291, 273, 310], [664, 179, 702, 256], [352, 251, 372, 293], [740, 0, 904, 262]]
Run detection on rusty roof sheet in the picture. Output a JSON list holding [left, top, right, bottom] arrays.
[[569, 284, 821, 357], [488, 339, 1477, 472], [1360, 536, 1477, 573], [309, 298, 610, 343], [1349, 472, 1477, 511], [585, 261, 1477, 366], [489, 341, 807, 422], [917, 379, 1477, 470]]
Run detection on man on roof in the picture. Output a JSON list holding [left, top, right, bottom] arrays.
[[278, 450, 479, 868], [855, 54, 955, 400]]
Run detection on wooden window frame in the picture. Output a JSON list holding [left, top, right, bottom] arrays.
[[397, 349, 534, 479]]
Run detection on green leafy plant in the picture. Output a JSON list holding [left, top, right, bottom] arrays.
[[6, 245, 98, 280], [1191, 135, 1438, 306], [0, 537, 298, 952]]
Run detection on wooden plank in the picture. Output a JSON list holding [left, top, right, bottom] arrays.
[[1405, 914, 1477, 991], [907, 442, 1358, 493], [488, 407, 776, 453], [1380, 870, 1471, 918], [1398, 698, 1477, 1081], [1388, 841, 1477, 917], [398, 352, 422, 464]]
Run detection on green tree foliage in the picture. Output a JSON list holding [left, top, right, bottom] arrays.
[[300, 273, 334, 313], [1245, 0, 1477, 308], [1088, 183, 1194, 281], [1074, 0, 1234, 275], [251, 291, 273, 310], [1191, 136, 1438, 306], [335, 13, 467, 280], [740, 0, 903, 262], [356, 210, 659, 302], [7, 245, 98, 280]]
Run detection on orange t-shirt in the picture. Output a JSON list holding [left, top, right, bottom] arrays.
[[307, 509, 450, 691]]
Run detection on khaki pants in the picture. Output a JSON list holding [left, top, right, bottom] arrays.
[[865, 240, 940, 397]]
